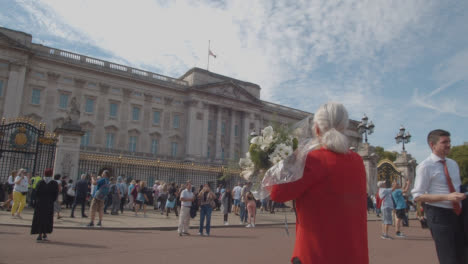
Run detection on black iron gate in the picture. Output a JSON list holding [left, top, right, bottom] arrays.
[[377, 159, 403, 187], [0, 118, 57, 182]]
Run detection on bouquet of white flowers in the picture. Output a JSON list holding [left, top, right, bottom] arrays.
[[239, 117, 319, 199], [239, 125, 298, 192]]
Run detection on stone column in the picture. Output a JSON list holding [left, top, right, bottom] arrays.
[[229, 109, 236, 160], [215, 106, 223, 160], [118, 88, 132, 149], [44, 72, 60, 125], [184, 99, 200, 160], [53, 125, 85, 180], [241, 111, 251, 156], [201, 103, 210, 158], [357, 143, 379, 195], [95, 83, 109, 146], [142, 93, 153, 149], [3, 62, 27, 118], [394, 151, 417, 188]]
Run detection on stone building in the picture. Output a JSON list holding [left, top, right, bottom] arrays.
[[0, 26, 362, 166]]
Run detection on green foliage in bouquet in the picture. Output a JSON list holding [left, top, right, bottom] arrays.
[[245, 123, 298, 174]]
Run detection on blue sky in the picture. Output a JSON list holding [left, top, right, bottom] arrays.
[[1, 0, 467, 163]]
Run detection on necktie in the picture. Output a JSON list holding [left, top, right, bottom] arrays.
[[440, 160, 461, 215]]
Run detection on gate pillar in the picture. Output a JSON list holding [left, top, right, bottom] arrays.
[[53, 125, 84, 180], [357, 143, 379, 195]]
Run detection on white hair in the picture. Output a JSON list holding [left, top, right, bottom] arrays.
[[313, 102, 349, 153]]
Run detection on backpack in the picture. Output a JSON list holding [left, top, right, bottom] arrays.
[[95, 180, 110, 201]]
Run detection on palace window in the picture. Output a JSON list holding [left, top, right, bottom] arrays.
[[59, 94, 69, 109], [81, 131, 91, 147], [85, 98, 95, 113], [173, 115, 180, 129], [207, 146, 211, 158], [132, 106, 140, 121], [171, 142, 178, 157], [31, 89, 41, 105], [234, 124, 239, 137], [221, 148, 225, 160], [106, 133, 115, 149], [153, 111, 160, 125], [0, 80, 3, 97], [109, 103, 118, 118], [129, 136, 137, 152], [221, 121, 226, 135], [151, 139, 158, 154]]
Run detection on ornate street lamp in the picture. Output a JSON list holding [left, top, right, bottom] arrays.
[[358, 114, 375, 143], [395, 125, 411, 151]]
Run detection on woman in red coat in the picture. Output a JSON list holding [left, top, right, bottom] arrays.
[[270, 102, 368, 264]]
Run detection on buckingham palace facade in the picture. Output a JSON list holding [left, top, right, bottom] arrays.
[[0, 27, 362, 167]]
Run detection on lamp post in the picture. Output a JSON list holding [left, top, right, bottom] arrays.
[[395, 125, 411, 151], [358, 114, 375, 143]]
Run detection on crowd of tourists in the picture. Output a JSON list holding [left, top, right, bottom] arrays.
[[0, 168, 285, 241]]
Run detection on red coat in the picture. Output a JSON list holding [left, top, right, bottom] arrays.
[[271, 148, 368, 264]]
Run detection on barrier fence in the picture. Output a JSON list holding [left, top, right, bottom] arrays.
[[78, 152, 242, 189]]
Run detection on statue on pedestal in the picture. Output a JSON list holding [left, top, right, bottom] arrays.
[[63, 97, 81, 130]]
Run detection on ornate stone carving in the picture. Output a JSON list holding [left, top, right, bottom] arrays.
[[47, 72, 60, 81], [74, 78, 86, 88], [62, 96, 81, 130], [122, 88, 132, 97], [99, 83, 110, 94], [144, 93, 153, 102], [164, 97, 173, 106], [184, 99, 199, 108]]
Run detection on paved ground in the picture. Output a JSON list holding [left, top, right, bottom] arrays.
[[0, 208, 437, 264]]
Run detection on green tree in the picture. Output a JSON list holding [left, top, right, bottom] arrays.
[[375, 146, 397, 162], [448, 145, 468, 184]]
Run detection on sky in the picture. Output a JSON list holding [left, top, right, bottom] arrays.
[[1, 0, 467, 163]]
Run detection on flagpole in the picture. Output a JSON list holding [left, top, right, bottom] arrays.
[[207, 40, 210, 71]]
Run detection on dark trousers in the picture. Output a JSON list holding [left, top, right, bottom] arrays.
[[425, 204, 465, 264], [71, 198, 86, 217], [29, 189, 37, 208], [120, 197, 126, 213]]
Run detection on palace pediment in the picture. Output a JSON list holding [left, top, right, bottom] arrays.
[[193, 81, 260, 104]]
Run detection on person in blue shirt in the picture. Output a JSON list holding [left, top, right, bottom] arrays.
[[87, 170, 110, 227], [392, 179, 410, 238]]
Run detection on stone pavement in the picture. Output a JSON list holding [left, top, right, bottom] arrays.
[[0, 206, 411, 230], [0, 206, 300, 230]]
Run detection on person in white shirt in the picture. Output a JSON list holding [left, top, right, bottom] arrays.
[[232, 182, 242, 215], [11, 168, 30, 219], [411, 129, 466, 264], [178, 181, 194, 236], [378, 181, 396, 240]]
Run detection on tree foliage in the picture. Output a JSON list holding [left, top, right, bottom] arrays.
[[375, 146, 397, 162], [448, 145, 468, 184]]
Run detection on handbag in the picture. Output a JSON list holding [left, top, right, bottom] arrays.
[[67, 187, 75, 197], [209, 199, 216, 209]]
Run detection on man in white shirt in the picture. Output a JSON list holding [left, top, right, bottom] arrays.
[[178, 181, 194, 236], [411, 129, 466, 264], [232, 182, 242, 215]]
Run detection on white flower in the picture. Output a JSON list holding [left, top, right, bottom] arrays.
[[240, 168, 254, 180], [239, 157, 253, 169], [262, 126, 274, 138], [250, 136, 263, 145]]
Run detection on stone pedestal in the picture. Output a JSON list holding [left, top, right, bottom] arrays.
[[394, 151, 417, 188], [53, 124, 85, 180], [357, 143, 379, 195]]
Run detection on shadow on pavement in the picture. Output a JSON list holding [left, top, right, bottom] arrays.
[[42, 241, 108, 249]]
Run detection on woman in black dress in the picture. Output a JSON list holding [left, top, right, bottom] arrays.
[[31, 169, 59, 242]]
